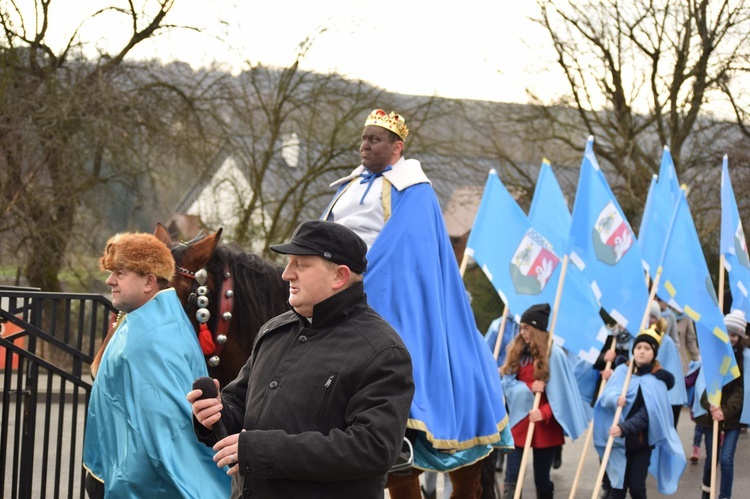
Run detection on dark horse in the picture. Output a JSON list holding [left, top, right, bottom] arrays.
[[154, 224, 290, 387]]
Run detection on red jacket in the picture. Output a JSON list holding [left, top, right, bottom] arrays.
[[510, 360, 565, 448]]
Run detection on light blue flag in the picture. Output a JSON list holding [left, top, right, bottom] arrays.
[[529, 160, 607, 363], [568, 137, 649, 332], [658, 189, 739, 406], [721, 155, 750, 317], [638, 174, 673, 279], [657, 145, 682, 206], [466, 170, 563, 322]]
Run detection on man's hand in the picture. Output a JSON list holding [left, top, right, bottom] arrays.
[[213, 432, 244, 476], [187, 378, 223, 430], [609, 425, 622, 437], [617, 395, 626, 408]]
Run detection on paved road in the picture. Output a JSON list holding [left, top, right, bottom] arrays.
[[418, 406, 748, 498]]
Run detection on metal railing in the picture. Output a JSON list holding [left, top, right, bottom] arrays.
[[1, 288, 115, 499]]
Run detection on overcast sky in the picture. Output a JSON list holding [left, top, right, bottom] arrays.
[[46, 0, 564, 105]]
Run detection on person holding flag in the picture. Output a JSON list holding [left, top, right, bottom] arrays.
[[695, 310, 750, 499], [500, 303, 589, 499], [593, 326, 681, 498]]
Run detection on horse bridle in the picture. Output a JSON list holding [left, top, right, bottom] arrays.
[[175, 263, 235, 368]]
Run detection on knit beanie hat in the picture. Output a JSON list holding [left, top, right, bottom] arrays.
[[520, 303, 551, 333], [724, 310, 748, 338], [633, 325, 662, 357]]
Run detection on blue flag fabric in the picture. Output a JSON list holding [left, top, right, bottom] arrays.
[[721, 156, 750, 317], [466, 170, 563, 320], [568, 137, 649, 332], [639, 175, 674, 279], [657, 191, 739, 406], [529, 161, 608, 363], [657, 146, 682, 207]]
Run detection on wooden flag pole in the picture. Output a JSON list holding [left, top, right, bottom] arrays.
[[513, 255, 569, 499], [590, 269, 662, 499], [459, 250, 470, 278], [494, 306, 510, 361], [568, 337, 617, 499], [709, 255, 727, 499]]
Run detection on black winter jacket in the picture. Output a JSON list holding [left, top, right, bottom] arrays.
[[197, 282, 414, 499]]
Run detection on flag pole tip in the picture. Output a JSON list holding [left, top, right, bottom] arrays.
[[587, 135, 594, 142], [663, 145, 670, 152], [489, 168, 498, 175], [542, 157, 551, 166], [723, 154, 729, 160]]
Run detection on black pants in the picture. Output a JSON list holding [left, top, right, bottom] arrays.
[[85, 472, 104, 499], [504, 445, 555, 494], [609, 446, 652, 499]]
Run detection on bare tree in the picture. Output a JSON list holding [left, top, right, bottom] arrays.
[[0, 1, 213, 290], [528, 0, 750, 219], [193, 40, 442, 258]]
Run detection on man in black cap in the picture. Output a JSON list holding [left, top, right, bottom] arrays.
[[188, 220, 414, 499]]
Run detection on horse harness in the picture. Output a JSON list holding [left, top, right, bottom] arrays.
[[175, 263, 234, 368]]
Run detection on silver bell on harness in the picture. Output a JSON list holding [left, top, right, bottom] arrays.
[[196, 308, 211, 323]]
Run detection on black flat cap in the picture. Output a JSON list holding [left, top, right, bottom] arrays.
[[270, 220, 368, 274]]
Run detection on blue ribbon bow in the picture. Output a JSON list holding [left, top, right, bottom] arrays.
[[358, 166, 392, 204]]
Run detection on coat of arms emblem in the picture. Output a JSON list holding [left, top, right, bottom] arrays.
[[509, 228, 559, 295], [592, 201, 633, 266]]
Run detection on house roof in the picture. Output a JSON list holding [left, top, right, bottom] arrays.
[[443, 186, 484, 238]]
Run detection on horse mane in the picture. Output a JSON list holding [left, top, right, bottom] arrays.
[[201, 243, 289, 349]]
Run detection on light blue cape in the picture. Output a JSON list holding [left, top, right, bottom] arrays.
[[501, 344, 591, 440], [594, 364, 686, 494], [328, 181, 511, 469], [83, 289, 231, 498]]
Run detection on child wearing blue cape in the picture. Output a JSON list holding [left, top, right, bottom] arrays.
[[594, 326, 686, 498]]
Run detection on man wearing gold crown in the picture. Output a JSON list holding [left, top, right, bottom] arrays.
[[323, 110, 511, 498]]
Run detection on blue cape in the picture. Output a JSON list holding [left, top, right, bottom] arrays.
[[329, 181, 509, 468], [594, 364, 686, 494], [502, 345, 591, 440], [83, 289, 231, 498], [657, 334, 688, 406]]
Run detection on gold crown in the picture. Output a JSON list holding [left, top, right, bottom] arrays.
[[364, 109, 409, 141], [636, 325, 662, 346]]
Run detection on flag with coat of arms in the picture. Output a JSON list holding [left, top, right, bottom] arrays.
[[528, 160, 608, 363], [466, 170, 562, 322], [568, 137, 649, 332]]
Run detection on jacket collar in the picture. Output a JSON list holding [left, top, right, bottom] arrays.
[[293, 281, 368, 329]]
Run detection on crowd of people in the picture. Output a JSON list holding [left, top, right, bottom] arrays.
[[83, 109, 747, 499]]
